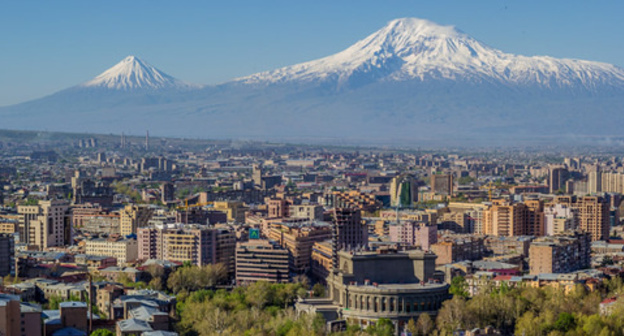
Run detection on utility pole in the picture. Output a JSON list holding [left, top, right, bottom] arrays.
[[88, 273, 93, 334]]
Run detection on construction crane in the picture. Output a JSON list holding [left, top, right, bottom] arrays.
[[177, 200, 214, 224], [177, 200, 214, 210], [482, 181, 496, 202]]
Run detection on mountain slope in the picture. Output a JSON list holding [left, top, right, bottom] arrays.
[[237, 18, 624, 91], [1, 19, 624, 146], [81, 55, 197, 90]]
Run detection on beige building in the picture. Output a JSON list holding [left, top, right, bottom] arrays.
[[311, 240, 332, 282], [235, 239, 290, 284], [430, 235, 485, 265], [484, 199, 544, 237], [528, 231, 591, 275], [0, 215, 20, 234], [120, 204, 154, 236], [576, 196, 610, 241], [85, 237, 138, 265], [289, 204, 324, 221], [138, 223, 236, 269], [553, 196, 609, 241], [18, 200, 71, 250], [267, 221, 332, 273], [213, 201, 248, 223]]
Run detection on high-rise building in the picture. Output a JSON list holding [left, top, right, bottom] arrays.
[[588, 166, 602, 194], [138, 224, 236, 270], [544, 203, 576, 235], [548, 166, 569, 194], [120, 204, 154, 236], [483, 199, 544, 237], [267, 221, 332, 273], [331, 208, 368, 269], [252, 164, 263, 188], [160, 182, 175, 203], [576, 196, 610, 241], [528, 231, 590, 275], [431, 173, 453, 195], [601, 172, 624, 194], [389, 174, 419, 207], [235, 239, 290, 284], [445, 202, 488, 234], [18, 200, 71, 249], [0, 233, 15, 277], [524, 199, 545, 236]]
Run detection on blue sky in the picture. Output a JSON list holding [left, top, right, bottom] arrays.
[[0, 0, 622, 106]]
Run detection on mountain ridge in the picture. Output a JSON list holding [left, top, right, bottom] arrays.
[[235, 18, 624, 91], [1, 17, 623, 146], [80, 55, 198, 91]]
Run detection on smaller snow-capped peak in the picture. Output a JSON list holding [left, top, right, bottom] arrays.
[[82, 56, 196, 90]]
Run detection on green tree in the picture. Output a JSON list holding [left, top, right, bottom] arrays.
[[554, 312, 575, 332], [312, 283, 325, 297], [436, 296, 469, 334], [449, 276, 469, 298], [366, 318, 394, 336], [90, 329, 114, 336], [415, 313, 434, 336]]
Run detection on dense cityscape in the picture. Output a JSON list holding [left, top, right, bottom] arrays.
[[2, 2, 624, 335], [0, 130, 623, 335]]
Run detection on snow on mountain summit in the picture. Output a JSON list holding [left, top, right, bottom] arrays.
[[238, 18, 624, 89], [81, 56, 195, 90]]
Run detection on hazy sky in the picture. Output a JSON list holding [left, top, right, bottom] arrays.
[[1, 0, 622, 106]]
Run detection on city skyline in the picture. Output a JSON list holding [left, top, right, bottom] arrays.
[[1, 0, 623, 106]]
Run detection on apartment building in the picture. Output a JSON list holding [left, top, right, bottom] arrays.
[[388, 221, 437, 251], [430, 235, 486, 265], [120, 204, 154, 236], [18, 200, 71, 249], [235, 239, 290, 284], [267, 221, 331, 273], [529, 231, 591, 275], [137, 223, 236, 269], [85, 237, 138, 265]]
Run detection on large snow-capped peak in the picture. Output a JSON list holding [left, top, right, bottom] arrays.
[[237, 18, 624, 88], [81, 55, 196, 90]]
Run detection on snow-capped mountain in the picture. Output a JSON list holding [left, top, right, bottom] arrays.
[[81, 55, 197, 90], [238, 18, 624, 90], [1, 18, 624, 146]]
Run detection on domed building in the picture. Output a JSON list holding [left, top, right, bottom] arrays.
[[297, 248, 450, 332]]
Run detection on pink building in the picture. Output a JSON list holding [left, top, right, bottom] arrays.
[[388, 221, 437, 251]]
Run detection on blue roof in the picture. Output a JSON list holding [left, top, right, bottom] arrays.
[[60, 301, 87, 309], [52, 327, 87, 336]]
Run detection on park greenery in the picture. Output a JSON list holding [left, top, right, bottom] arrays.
[[45, 264, 624, 335], [434, 276, 624, 336]]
